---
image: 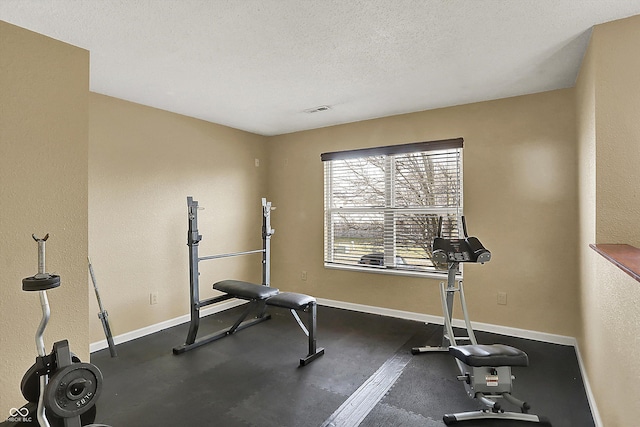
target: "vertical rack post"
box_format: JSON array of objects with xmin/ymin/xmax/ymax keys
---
[
  {"xmin": 262, "ymin": 198, "xmax": 274, "ymax": 287},
  {"xmin": 185, "ymin": 196, "xmax": 202, "ymax": 346}
]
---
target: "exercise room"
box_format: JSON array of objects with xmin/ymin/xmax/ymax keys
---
[{"xmin": 1, "ymin": 2, "xmax": 639, "ymax": 426}]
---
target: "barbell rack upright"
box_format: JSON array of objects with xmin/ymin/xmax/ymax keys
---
[{"xmin": 173, "ymin": 196, "xmax": 275, "ymax": 355}]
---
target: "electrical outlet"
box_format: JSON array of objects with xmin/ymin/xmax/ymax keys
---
[
  {"xmin": 301, "ymin": 271, "xmax": 307, "ymax": 281},
  {"xmin": 255, "ymin": 158, "xmax": 260, "ymax": 167},
  {"xmin": 150, "ymin": 292, "xmax": 158, "ymax": 305},
  {"xmin": 497, "ymin": 291, "xmax": 507, "ymax": 305}
]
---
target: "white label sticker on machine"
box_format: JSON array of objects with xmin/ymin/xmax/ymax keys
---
[{"xmin": 485, "ymin": 375, "xmax": 499, "ymax": 386}]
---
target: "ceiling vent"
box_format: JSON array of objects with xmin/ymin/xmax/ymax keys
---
[{"xmin": 303, "ymin": 105, "xmax": 331, "ymax": 114}]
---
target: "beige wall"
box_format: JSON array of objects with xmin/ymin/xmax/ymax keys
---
[
  {"xmin": 593, "ymin": 16, "xmax": 640, "ymax": 246},
  {"xmin": 577, "ymin": 15, "xmax": 640, "ymax": 426},
  {"xmin": 88, "ymin": 93, "xmax": 268, "ymax": 343},
  {"xmin": 0, "ymin": 21, "xmax": 89, "ymax": 414},
  {"xmin": 267, "ymin": 89, "xmax": 580, "ymax": 337}
]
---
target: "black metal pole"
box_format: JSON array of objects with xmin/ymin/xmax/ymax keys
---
[{"xmin": 185, "ymin": 196, "xmax": 202, "ymax": 346}]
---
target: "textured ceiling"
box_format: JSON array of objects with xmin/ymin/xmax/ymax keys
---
[{"xmin": 2, "ymin": 1, "xmax": 640, "ymax": 136}]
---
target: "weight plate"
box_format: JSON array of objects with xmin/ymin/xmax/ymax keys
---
[
  {"xmin": 44, "ymin": 363, "xmax": 103, "ymax": 418},
  {"xmin": 20, "ymin": 363, "xmax": 39, "ymax": 403},
  {"xmin": 79, "ymin": 402, "xmax": 97, "ymax": 426},
  {"xmin": 22, "ymin": 275, "xmax": 61, "ymax": 291},
  {"xmin": 48, "ymin": 403, "xmax": 97, "ymax": 427},
  {"xmin": 21, "ymin": 352, "xmax": 82, "ymax": 403},
  {"xmin": 4, "ymin": 402, "xmax": 37, "ymax": 426}
]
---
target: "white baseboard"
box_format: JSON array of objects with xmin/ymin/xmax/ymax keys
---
[
  {"xmin": 573, "ymin": 341, "xmax": 603, "ymax": 427},
  {"xmin": 89, "ymin": 299, "xmax": 247, "ymax": 353},
  {"xmin": 92, "ymin": 297, "xmax": 576, "ymax": 351},
  {"xmin": 318, "ymin": 298, "xmax": 576, "ymax": 345},
  {"xmin": 90, "ymin": 297, "xmax": 602, "ymax": 426}
]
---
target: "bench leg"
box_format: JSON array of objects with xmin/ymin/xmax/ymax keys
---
[
  {"xmin": 228, "ymin": 300, "xmax": 272, "ymax": 335},
  {"xmin": 256, "ymin": 299, "xmax": 269, "ymax": 319},
  {"xmin": 173, "ymin": 300, "xmax": 271, "ymax": 354},
  {"xmin": 300, "ymin": 302, "xmax": 325, "ymax": 366}
]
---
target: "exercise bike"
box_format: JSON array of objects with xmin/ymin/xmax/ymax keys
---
[
  {"xmin": 1, "ymin": 234, "xmax": 109, "ymax": 427},
  {"xmin": 412, "ymin": 217, "xmax": 551, "ymax": 426}
]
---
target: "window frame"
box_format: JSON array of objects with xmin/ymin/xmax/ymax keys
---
[{"xmin": 321, "ymin": 138, "xmax": 464, "ymax": 278}]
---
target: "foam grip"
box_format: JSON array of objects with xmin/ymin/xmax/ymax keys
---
[{"xmin": 466, "ymin": 237, "xmax": 491, "ymax": 263}]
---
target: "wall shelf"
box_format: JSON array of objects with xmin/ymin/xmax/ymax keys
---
[{"xmin": 590, "ymin": 244, "xmax": 640, "ymax": 283}]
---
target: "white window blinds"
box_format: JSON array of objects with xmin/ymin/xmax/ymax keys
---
[{"xmin": 322, "ymin": 138, "xmax": 463, "ymax": 274}]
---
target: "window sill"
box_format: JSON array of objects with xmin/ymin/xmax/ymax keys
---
[
  {"xmin": 324, "ymin": 263, "xmax": 461, "ymax": 280},
  {"xmin": 590, "ymin": 244, "xmax": 640, "ymax": 283}
]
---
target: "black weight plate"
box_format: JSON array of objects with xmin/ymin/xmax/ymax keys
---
[
  {"xmin": 3, "ymin": 402, "xmax": 37, "ymax": 426},
  {"xmin": 22, "ymin": 275, "xmax": 61, "ymax": 291},
  {"xmin": 20, "ymin": 363, "xmax": 40, "ymax": 403},
  {"xmin": 48, "ymin": 403, "xmax": 97, "ymax": 427},
  {"xmin": 80, "ymin": 402, "xmax": 97, "ymax": 426},
  {"xmin": 21, "ymin": 352, "xmax": 82, "ymax": 403},
  {"xmin": 44, "ymin": 363, "xmax": 103, "ymax": 418}
]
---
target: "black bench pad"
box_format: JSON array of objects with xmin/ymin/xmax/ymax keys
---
[
  {"xmin": 213, "ymin": 280, "xmax": 279, "ymax": 300},
  {"xmin": 449, "ymin": 344, "xmax": 529, "ymax": 367},
  {"xmin": 266, "ymin": 292, "xmax": 316, "ymax": 310}
]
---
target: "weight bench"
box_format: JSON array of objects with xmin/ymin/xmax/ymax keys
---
[{"xmin": 177, "ymin": 279, "xmax": 324, "ymax": 366}]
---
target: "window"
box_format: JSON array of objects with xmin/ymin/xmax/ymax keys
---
[{"xmin": 321, "ymin": 138, "xmax": 463, "ymax": 276}]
